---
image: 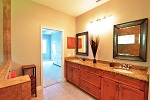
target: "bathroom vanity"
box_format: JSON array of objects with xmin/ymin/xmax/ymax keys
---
[{"xmin": 65, "ymin": 58, "xmax": 148, "ymax": 100}]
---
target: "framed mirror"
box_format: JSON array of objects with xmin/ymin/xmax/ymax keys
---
[
  {"xmin": 76, "ymin": 31, "xmax": 88, "ymax": 56},
  {"xmin": 113, "ymin": 18, "xmax": 148, "ymax": 62}
]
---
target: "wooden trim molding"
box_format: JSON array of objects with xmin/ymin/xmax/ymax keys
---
[{"xmin": 3, "ymin": 0, "xmax": 11, "ymax": 61}]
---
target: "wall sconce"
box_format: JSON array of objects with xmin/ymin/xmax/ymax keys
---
[{"xmin": 88, "ymin": 15, "xmax": 114, "ymax": 34}]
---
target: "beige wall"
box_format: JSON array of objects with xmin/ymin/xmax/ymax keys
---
[
  {"xmin": 11, "ymin": 0, "xmax": 150, "ymax": 87},
  {"xmin": 76, "ymin": 0, "xmax": 150, "ymax": 66},
  {"xmin": 11, "ymin": 0, "xmax": 76, "ymax": 86}
]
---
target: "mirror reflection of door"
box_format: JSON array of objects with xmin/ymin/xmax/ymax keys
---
[
  {"xmin": 117, "ymin": 25, "xmax": 140, "ymax": 56},
  {"xmin": 78, "ymin": 35, "xmax": 86, "ymax": 52}
]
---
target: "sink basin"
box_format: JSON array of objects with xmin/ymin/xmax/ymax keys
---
[{"xmin": 113, "ymin": 69, "xmax": 133, "ymax": 74}]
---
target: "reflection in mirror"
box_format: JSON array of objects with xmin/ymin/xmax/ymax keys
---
[
  {"xmin": 118, "ymin": 25, "xmax": 140, "ymax": 56},
  {"xmin": 0, "ymin": 1, "xmax": 3, "ymax": 63},
  {"xmin": 76, "ymin": 31, "xmax": 88, "ymax": 56},
  {"xmin": 113, "ymin": 18, "xmax": 148, "ymax": 62},
  {"xmin": 78, "ymin": 35, "xmax": 86, "ymax": 52}
]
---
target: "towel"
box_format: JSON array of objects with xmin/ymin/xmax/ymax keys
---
[{"xmin": 11, "ymin": 71, "xmax": 17, "ymax": 78}]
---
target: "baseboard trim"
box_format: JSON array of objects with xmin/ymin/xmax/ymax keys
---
[
  {"xmin": 36, "ymin": 78, "xmax": 66, "ymax": 91},
  {"xmin": 37, "ymin": 86, "xmax": 42, "ymax": 91},
  {"xmin": 62, "ymin": 78, "xmax": 66, "ymax": 82}
]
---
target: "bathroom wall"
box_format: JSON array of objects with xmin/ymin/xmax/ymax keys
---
[
  {"xmin": 11, "ymin": 0, "xmax": 76, "ymax": 86},
  {"xmin": 76, "ymin": 0, "xmax": 150, "ymax": 67}
]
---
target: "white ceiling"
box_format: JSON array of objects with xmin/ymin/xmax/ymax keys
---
[{"xmin": 31, "ymin": 0, "xmax": 109, "ymax": 17}]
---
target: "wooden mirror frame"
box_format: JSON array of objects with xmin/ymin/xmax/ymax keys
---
[
  {"xmin": 113, "ymin": 18, "xmax": 148, "ymax": 62},
  {"xmin": 76, "ymin": 31, "xmax": 89, "ymax": 56}
]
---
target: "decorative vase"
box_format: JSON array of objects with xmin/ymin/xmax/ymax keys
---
[
  {"xmin": 90, "ymin": 35, "xmax": 100, "ymax": 63},
  {"xmin": 93, "ymin": 58, "xmax": 96, "ymax": 63}
]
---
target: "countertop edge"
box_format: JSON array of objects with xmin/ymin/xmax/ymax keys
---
[
  {"xmin": 0, "ymin": 75, "xmax": 31, "ymax": 89},
  {"xmin": 65, "ymin": 59, "xmax": 149, "ymax": 82}
]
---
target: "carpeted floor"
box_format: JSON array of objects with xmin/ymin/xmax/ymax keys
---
[{"xmin": 43, "ymin": 61, "xmax": 62, "ymax": 87}]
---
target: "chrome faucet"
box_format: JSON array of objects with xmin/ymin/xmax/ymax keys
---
[
  {"xmin": 120, "ymin": 63, "xmax": 130, "ymax": 70},
  {"xmin": 78, "ymin": 57, "xmax": 82, "ymax": 61}
]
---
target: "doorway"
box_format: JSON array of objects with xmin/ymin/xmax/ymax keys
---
[{"xmin": 41, "ymin": 27, "xmax": 62, "ymax": 88}]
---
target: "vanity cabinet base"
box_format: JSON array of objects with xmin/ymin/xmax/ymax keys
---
[{"xmin": 65, "ymin": 61, "xmax": 148, "ymax": 100}]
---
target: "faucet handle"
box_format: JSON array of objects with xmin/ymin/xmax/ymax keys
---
[
  {"xmin": 126, "ymin": 65, "xmax": 129, "ymax": 70},
  {"xmin": 127, "ymin": 64, "xmax": 132, "ymax": 69},
  {"xmin": 121, "ymin": 63, "xmax": 126, "ymax": 68}
]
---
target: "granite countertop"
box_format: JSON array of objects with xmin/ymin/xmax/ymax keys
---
[
  {"xmin": 0, "ymin": 61, "xmax": 31, "ymax": 89},
  {"xmin": 0, "ymin": 75, "xmax": 30, "ymax": 89},
  {"xmin": 65, "ymin": 58, "xmax": 149, "ymax": 82}
]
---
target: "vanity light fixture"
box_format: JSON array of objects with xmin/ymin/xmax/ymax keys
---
[
  {"xmin": 90, "ymin": 15, "xmax": 110, "ymax": 23},
  {"xmin": 96, "ymin": 0, "xmax": 102, "ymax": 2}
]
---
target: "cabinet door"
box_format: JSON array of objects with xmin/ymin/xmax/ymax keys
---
[
  {"xmin": 72, "ymin": 67, "xmax": 79, "ymax": 86},
  {"xmin": 101, "ymin": 78, "xmax": 118, "ymax": 100},
  {"xmin": 118, "ymin": 84, "xmax": 144, "ymax": 100},
  {"xmin": 66, "ymin": 65, "xmax": 73, "ymax": 82}
]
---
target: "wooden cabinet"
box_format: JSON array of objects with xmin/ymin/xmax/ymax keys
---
[
  {"xmin": 79, "ymin": 64, "xmax": 101, "ymax": 99},
  {"xmin": 101, "ymin": 78, "xmax": 118, "ymax": 100},
  {"xmin": 65, "ymin": 61, "xmax": 148, "ymax": 100},
  {"xmin": 101, "ymin": 71, "xmax": 148, "ymax": 100},
  {"xmin": 22, "ymin": 64, "xmax": 37, "ymax": 97},
  {"xmin": 118, "ymin": 84, "xmax": 144, "ymax": 100},
  {"xmin": 66, "ymin": 62, "xmax": 79, "ymax": 86},
  {"xmin": 66, "ymin": 65, "xmax": 72, "ymax": 82},
  {"xmin": 72, "ymin": 67, "xmax": 79, "ymax": 86},
  {"xmin": 80, "ymin": 70, "xmax": 100, "ymax": 87}
]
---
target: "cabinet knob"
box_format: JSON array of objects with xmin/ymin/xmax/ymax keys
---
[
  {"xmin": 86, "ymin": 87, "xmax": 90, "ymax": 90},
  {"xmin": 116, "ymin": 85, "xmax": 121, "ymax": 91},
  {"xmin": 86, "ymin": 76, "xmax": 90, "ymax": 79}
]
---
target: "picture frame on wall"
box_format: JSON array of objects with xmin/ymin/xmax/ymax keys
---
[{"xmin": 67, "ymin": 37, "xmax": 82, "ymax": 49}]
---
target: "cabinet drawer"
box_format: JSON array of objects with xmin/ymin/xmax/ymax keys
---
[
  {"xmin": 115, "ymin": 74, "xmax": 145, "ymax": 90},
  {"xmin": 90, "ymin": 67, "xmax": 102, "ymax": 76},
  {"xmin": 66, "ymin": 62, "xmax": 79, "ymax": 68},
  {"xmin": 103, "ymin": 71, "xmax": 116, "ymax": 79},
  {"xmin": 102, "ymin": 71, "xmax": 146, "ymax": 90},
  {"xmin": 79, "ymin": 79, "xmax": 100, "ymax": 99},
  {"xmin": 79, "ymin": 65, "xmax": 90, "ymax": 72},
  {"xmin": 80, "ymin": 70, "xmax": 100, "ymax": 87}
]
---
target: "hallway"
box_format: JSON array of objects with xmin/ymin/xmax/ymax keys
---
[{"xmin": 43, "ymin": 61, "xmax": 61, "ymax": 87}]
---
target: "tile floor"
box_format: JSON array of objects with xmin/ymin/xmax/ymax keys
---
[
  {"xmin": 31, "ymin": 82, "xmax": 96, "ymax": 100},
  {"xmin": 43, "ymin": 61, "xmax": 61, "ymax": 87}
]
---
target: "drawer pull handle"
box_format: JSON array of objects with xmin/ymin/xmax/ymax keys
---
[
  {"xmin": 86, "ymin": 87, "xmax": 90, "ymax": 90},
  {"xmin": 86, "ymin": 76, "xmax": 90, "ymax": 79},
  {"xmin": 92, "ymin": 70, "xmax": 96, "ymax": 72}
]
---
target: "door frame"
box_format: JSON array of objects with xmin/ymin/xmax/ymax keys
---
[{"xmin": 40, "ymin": 26, "xmax": 65, "ymax": 88}]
